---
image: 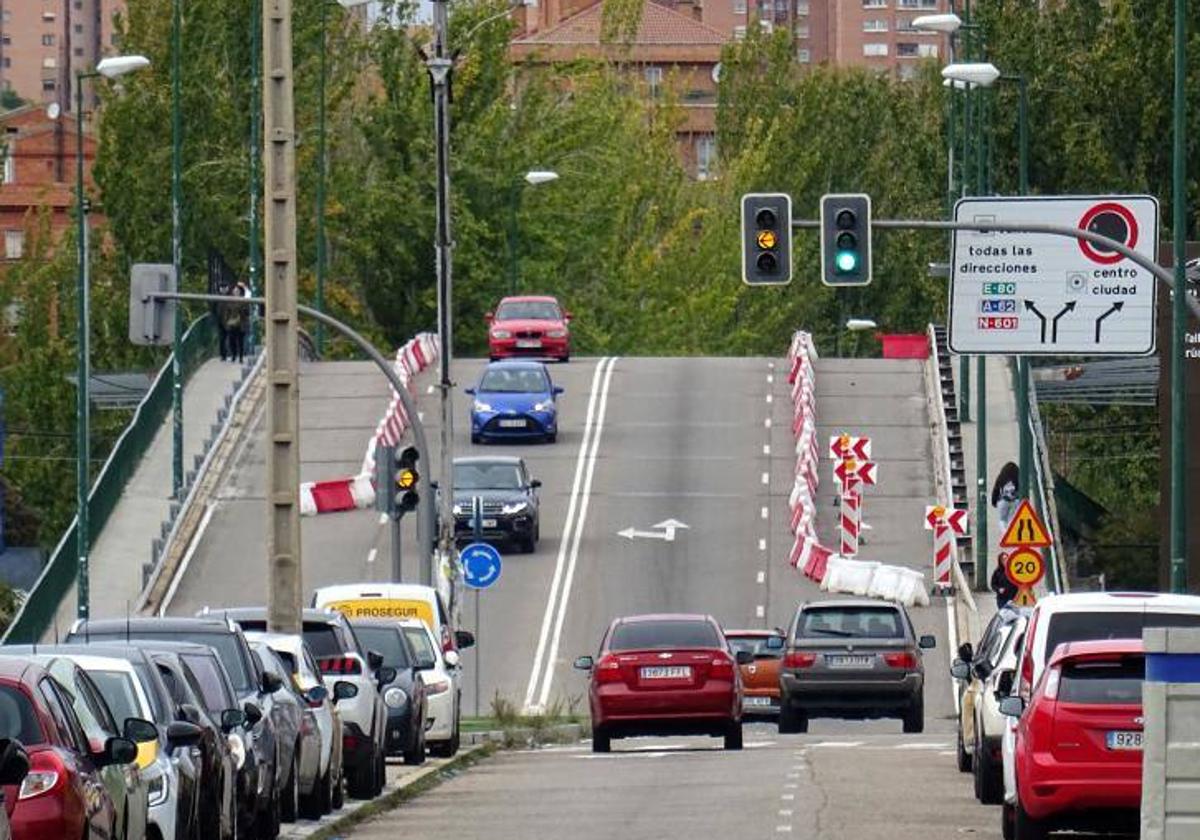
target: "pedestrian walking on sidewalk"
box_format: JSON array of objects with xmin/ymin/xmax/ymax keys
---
[
  {"xmin": 217, "ymin": 285, "xmax": 247, "ymax": 364},
  {"xmin": 215, "ymin": 281, "xmax": 232, "ymax": 360},
  {"xmin": 991, "ymin": 552, "xmax": 1018, "ymax": 610},
  {"xmin": 991, "ymin": 461, "xmax": 1020, "ymax": 531}
]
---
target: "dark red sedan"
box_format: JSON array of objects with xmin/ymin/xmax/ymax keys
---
[
  {"xmin": 574, "ymin": 614, "xmax": 750, "ymax": 753},
  {"xmin": 486, "ymin": 296, "xmax": 571, "ymax": 362}
]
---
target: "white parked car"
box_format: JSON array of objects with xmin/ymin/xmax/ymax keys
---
[{"xmin": 399, "ymin": 619, "xmax": 462, "ymax": 757}]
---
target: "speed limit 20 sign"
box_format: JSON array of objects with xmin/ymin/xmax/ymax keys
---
[{"xmin": 1005, "ymin": 547, "xmax": 1046, "ymax": 588}]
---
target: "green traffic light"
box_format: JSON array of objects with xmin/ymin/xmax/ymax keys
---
[{"xmin": 835, "ymin": 251, "xmax": 859, "ymax": 273}]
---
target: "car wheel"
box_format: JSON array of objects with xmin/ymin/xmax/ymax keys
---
[
  {"xmin": 1014, "ymin": 799, "xmax": 1046, "ymax": 840},
  {"xmin": 280, "ymin": 751, "xmax": 299, "ymax": 822},
  {"xmin": 724, "ymin": 721, "xmax": 744, "ymax": 750},
  {"xmin": 404, "ymin": 723, "xmax": 427, "ymax": 765},
  {"xmin": 348, "ymin": 750, "xmax": 374, "ymax": 799},
  {"xmin": 330, "ymin": 762, "xmax": 344, "ymax": 810},
  {"xmin": 559, "ymin": 354, "xmax": 569, "ymax": 363},
  {"xmin": 1001, "ymin": 802, "xmax": 1015, "ymax": 840},
  {"xmin": 778, "ymin": 702, "xmax": 808, "ymax": 734},
  {"xmin": 546, "ymin": 432, "xmax": 557, "ymax": 444},
  {"xmin": 591, "ymin": 724, "xmax": 611, "ymax": 753},
  {"xmin": 976, "ymin": 739, "xmax": 1004, "ymax": 805},
  {"xmin": 374, "ymin": 744, "xmax": 387, "ymax": 796},
  {"xmin": 956, "ymin": 726, "xmax": 972, "ymax": 773},
  {"xmin": 300, "ymin": 766, "xmax": 328, "ymax": 820},
  {"xmin": 902, "ymin": 696, "xmax": 925, "ymax": 734},
  {"xmin": 471, "ymin": 433, "xmax": 482, "ymax": 445},
  {"xmin": 520, "ymin": 535, "xmax": 536, "ymax": 554}
]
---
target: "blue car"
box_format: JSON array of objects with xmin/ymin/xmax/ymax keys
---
[{"xmin": 467, "ymin": 361, "xmax": 563, "ymax": 444}]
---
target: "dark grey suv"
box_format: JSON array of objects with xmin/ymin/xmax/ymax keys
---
[{"xmin": 778, "ymin": 599, "xmax": 935, "ymax": 734}]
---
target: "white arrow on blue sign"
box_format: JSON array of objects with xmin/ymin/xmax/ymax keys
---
[{"xmin": 461, "ymin": 542, "xmax": 502, "ymax": 590}]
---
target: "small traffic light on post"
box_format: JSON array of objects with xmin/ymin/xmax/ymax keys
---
[
  {"xmin": 395, "ymin": 445, "xmax": 420, "ymax": 515},
  {"xmin": 820, "ymin": 194, "xmax": 872, "ymax": 286},
  {"xmin": 741, "ymin": 193, "xmax": 793, "ymax": 285}
]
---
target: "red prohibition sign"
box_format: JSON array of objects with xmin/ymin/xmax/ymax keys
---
[{"xmin": 1077, "ymin": 202, "xmax": 1139, "ymax": 265}]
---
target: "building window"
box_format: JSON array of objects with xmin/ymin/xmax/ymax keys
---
[
  {"xmin": 3, "ymin": 143, "xmax": 14, "ymax": 184},
  {"xmin": 795, "ymin": 23, "xmax": 810, "ymax": 38},
  {"xmin": 74, "ymin": 47, "xmax": 84, "ymax": 57},
  {"xmin": 644, "ymin": 65, "xmax": 663, "ymax": 96},
  {"xmin": 862, "ymin": 0, "xmax": 888, "ymax": 8},
  {"xmin": 897, "ymin": 63, "xmax": 917, "ymax": 81},
  {"xmin": 897, "ymin": 42, "xmax": 919, "ymax": 57},
  {"xmin": 734, "ymin": 0, "xmax": 746, "ymax": 14},
  {"xmin": 734, "ymin": 25, "xmax": 747, "ymax": 40},
  {"xmin": 897, "ymin": 0, "xmax": 937, "ymax": 7},
  {"xmin": 863, "ymin": 43, "xmax": 889, "ymax": 57},
  {"xmin": 43, "ymin": 57, "xmax": 57, "ymax": 68},
  {"xmin": 796, "ymin": 0, "xmax": 808, "ymax": 13},
  {"xmin": 42, "ymin": 80, "xmax": 56, "ymax": 92},
  {"xmin": 695, "ymin": 135, "xmax": 716, "ymax": 180},
  {"xmin": 797, "ymin": 48, "xmax": 811, "ymax": 63},
  {"xmin": 5, "ymin": 231, "xmax": 24, "ymax": 260},
  {"xmin": 918, "ymin": 43, "xmax": 939, "ymax": 57},
  {"xmin": 863, "ymin": 18, "xmax": 888, "ymax": 32},
  {"xmin": 74, "ymin": 24, "xmax": 83, "ymax": 33}
]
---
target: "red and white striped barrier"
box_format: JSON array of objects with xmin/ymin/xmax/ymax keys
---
[{"xmin": 300, "ymin": 332, "xmax": 440, "ymax": 516}]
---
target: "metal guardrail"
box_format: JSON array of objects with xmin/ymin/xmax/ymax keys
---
[{"xmin": 3, "ymin": 315, "xmax": 217, "ymax": 643}]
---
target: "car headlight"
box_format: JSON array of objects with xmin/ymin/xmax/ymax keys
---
[
  {"xmin": 227, "ymin": 733, "xmax": 246, "ymax": 771},
  {"xmin": 425, "ymin": 679, "xmax": 450, "ymax": 696},
  {"xmin": 501, "ymin": 501, "xmax": 528, "ymax": 515},
  {"xmin": 532, "ymin": 400, "xmax": 554, "ymax": 412},
  {"xmin": 491, "ymin": 329, "xmax": 511, "ymax": 339},
  {"xmin": 547, "ymin": 329, "xmax": 567, "ymax": 338},
  {"xmin": 18, "ymin": 770, "xmax": 58, "ymax": 801},
  {"xmin": 473, "ymin": 400, "xmax": 493, "ymax": 413},
  {"xmin": 384, "ymin": 687, "xmax": 408, "ymax": 709},
  {"xmin": 147, "ymin": 770, "xmax": 170, "ymax": 807}
]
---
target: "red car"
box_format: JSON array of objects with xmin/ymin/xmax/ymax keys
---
[
  {"xmin": 0, "ymin": 658, "xmax": 137, "ymax": 840},
  {"xmin": 1002, "ymin": 639, "xmax": 1144, "ymax": 840},
  {"xmin": 486, "ymin": 296, "xmax": 571, "ymax": 362},
  {"xmin": 574, "ymin": 614, "xmax": 750, "ymax": 753}
]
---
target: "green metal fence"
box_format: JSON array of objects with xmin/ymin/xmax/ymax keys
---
[{"xmin": 3, "ymin": 314, "xmax": 216, "ymax": 643}]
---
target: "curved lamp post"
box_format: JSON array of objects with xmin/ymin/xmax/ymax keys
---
[{"xmin": 508, "ymin": 170, "xmax": 559, "ymax": 295}]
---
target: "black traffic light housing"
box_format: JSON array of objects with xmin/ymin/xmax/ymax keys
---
[
  {"xmin": 395, "ymin": 445, "xmax": 420, "ymax": 514},
  {"xmin": 741, "ymin": 193, "xmax": 793, "ymax": 285},
  {"xmin": 820, "ymin": 193, "xmax": 872, "ymax": 287}
]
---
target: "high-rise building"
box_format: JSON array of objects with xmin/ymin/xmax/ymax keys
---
[{"xmin": 0, "ymin": 0, "xmax": 128, "ymax": 112}]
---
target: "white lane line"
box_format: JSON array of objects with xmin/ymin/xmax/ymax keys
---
[
  {"xmin": 758, "ymin": 538, "xmax": 767, "ymax": 551},
  {"xmin": 159, "ymin": 504, "xmax": 215, "ymax": 615},
  {"xmin": 763, "ymin": 444, "xmax": 771, "ymax": 455},
  {"xmin": 757, "ymin": 571, "xmax": 766, "ymax": 584},
  {"xmin": 366, "ymin": 548, "xmax": 377, "ymax": 565},
  {"xmin": 783, "ymin": 782, "xmax": 798, "ymax": 789},
  {"xmin": 809, "ymin": 741, "xmax": 864, "ymax": 748},
  {"xmin": 761, "ymin": 506, "xmax": 769, "ymax": 519},
  {"xmin": 761, "ymin": 472, "xmax": 769, "ymax": 485},
  {"xmin": 426, "ymin": 385, "xmax": 435, "ymax": 395},
  {"xmin": 765, "ymin": 418, "xmax": 772, "ymax": 428},
  {"xmin": 781, "ymin": 794, "xmax": 795, "ymax": 801},
  {"xmin": 786, "ymin": 772, "xmax": 800, "ymax": 779},
  {"xmin": 523, "ymin": 357, "xmax": 611, "ymax": 711},
  {"xmin": 766, "ymin": 394, "xmax": 774, "ymax": 404},
  {"xmin": 947, "ymin": 590, "xmax": 960, "ymax": 715},
  {"xmin": 378, "ymin": 513, "xmax": 389, "ymax": 525},
  {"xmin": 536, "ymin": 356, "xmax": 619, "ymax": 709},
  {"xmin": 756, "ymin": 605, "xmax": 765, "ymax": 618},
  {"xmin": 776, "ymin": 827, "xmax": 793, "ymax": 833},
  {"xmin": 779, "ymin": 810, "xmax": 793, "ymax": 817},
  {"xmin": 895, "ymin": 742, "xmax": 952, "ymax": 750},
  {"xmin": 767, "ymin": 374, "xmax": 775, "ymax": 384}
]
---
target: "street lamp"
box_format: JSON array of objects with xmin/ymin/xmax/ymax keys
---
[
  {"xmin": 941, "ymin": 62, "xmax": 1000, "ymax": 88},
  {"xmin": 507, "ymin": 169, "xmax": 559, "ymax": 295},
  {"xmin": 846, "ymin": 319, "xmax": 877, "ymax": 332},
  {"xmin": 75, "ymin": 54, "xmax": 150, "ymax": 620},
  {"xmin": 912, "ymin": 13, "xmax": 962, "ymax": 33}
]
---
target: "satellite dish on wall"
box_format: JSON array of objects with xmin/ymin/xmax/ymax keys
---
[
  {"xmin": 46, "ymin": 102, "xmax": 61, "ymax": 121},
  {"xmin": 711, "ymin": 63, "xmax": 723, "ymax": 84}
]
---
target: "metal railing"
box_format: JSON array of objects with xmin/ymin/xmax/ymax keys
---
[{"xmin": 3, "ymin": 315, "xmax": 217, "ymax": 643}]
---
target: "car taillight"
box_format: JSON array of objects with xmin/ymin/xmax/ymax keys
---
[
  {"xmin": 783, "ymin": 652, "xmax": 817, "ymax": 669},
  {"xmin": 709, "ymin": 654, "xmax": 735, "ymax": 680},
  {"xmin": 425, "ymin": 679, "xmax": 450, "ymax": 696},
  {"xmin": 595, "ymin": 655, "xmax": 623, "ymax": 683},
  {"xmin": 20, "ymin": 752, "xmax": 64, "ymax": 801},
  {"xmin": 883, "ymin": 652, "xmax": 918, "ymax": 670},
  {"xmin": 318, "ymin": 656, "xmax": 362, "ymax": 675},
  {"xmin": 1042, "ymin": 666, "xmax": 1061, "ymax": 700},
  {"xmin": 1019, "ymin": 651, "xmax": 1035, "ymax": 701}
]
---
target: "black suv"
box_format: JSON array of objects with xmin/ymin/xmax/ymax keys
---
[{"xmin": 451, "ymin": 455, "xmax": 541, "ymax": 552}]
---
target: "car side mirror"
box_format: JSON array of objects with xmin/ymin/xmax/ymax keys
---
[
  {"xmin": 123, "ymin": 717, "xmax": 158, "ymax": 744},
  {"xmin": 734, "ymin": 650, "xmax": 754, "ymax": 666},
  {"xmin": 973, "ymin": 660, "xmax": 994, "ymax": 681},
  {"xmin": 166, "ymin": 721, "xmax": 204, "ymax": 749},
  {"xmin": 333, "ymin": 680, "xmax": 359, "ymax": 702},
  {"xmin": 996, "ymin": 669, "xmax": 1015, "ymax": 696},
  {"xmin": 415, "ymin": 656, "xmax": 437, "ymax": 672},
  {"xmin": 99, "ymin": 736, "xmax": 138, "ymax": 768},
  {"xmin": 465, "ymin": 387, "xmax": 476, "ymax": 396},
  {"xmin": 530, "ymin": 479, "xmax": 542, "ymax": 489},
  {"xmin": 443, "ymin": 650, "xmax": 461, "ymax": 669},
  {"xmin": 918, "ymin": 635, "xmax": 937, "ymax": 650},
  {"xmin": 220, "ymin": 708, "xmax": 246, "ymax": 732},
  {"xmin": 304, "ymin": 685, "xmax": 329, "ymax": 705},
  {"xmin": 573, "ymin": 656, "xmax": 594, "ymax": 671},
  {"xmin": 950, "ymin": 659, "xmax": 971, "ymax": 681},
  {"xmin": 242, "ymin": 701, "xmax": 263, "ymax": 727},
  {"xmin": 455, "ymin": 630, "xmax": 476, "ymax": 650},
  {"xmin": 376, "ymin": 666, "xmax": 398, "ymax": 686},
  {"xmin": 367, "ymin": 650, "xmax": 385, "ymax": 672},
  {"xmin": 0, "ymin": 739, "xmax": 29, "ymax": 786},
  {"xmin": 999, "ymin": 696, "xmax": 1025, "ymax": 718},
  {"xmin": 553, "ymin": 386, "xmax": 564, "ymax": 395},
  {"xmin": 957, "ymin": 642, "xmax": 974, "ymax": 662},
  {"xmin": 261, "ymin": 670, "xmax": 283, "ymax": 695}
]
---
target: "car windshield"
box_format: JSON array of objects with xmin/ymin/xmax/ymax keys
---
[
  {"xmin": 455, "ymin": 462, "xmax": 523, "ymax": 490},
  {"xmin": 84, "ymin": 630, "xmax": 253, "ymax": 694},
  {"xmin": 726, "ymin": 635, "xmax": 783, "ymax": 658},
  {"xmin": 478, "ymin": 368, "xmax": 549, "ymax": 394},
  {"xmin": 88, "ymin": 670, "xmax": 143, "ymax": 728},
  {"xmin": 0, "ymin": 685, "xmax": 43, "ymax": 744},
  {"xmin": 132, "ymin": 663, "xmax": 168, "ymax": 724},
  {"xmin": 401, "ymin": 627, "xmax": 437, "ymax": 665},
  {"xmin": 496, "ymin": 301, "xmax": 560, "ymax": 321},
  {"xmin": 608, "ymin": 620, "xmax": 721, "ymax": 651},
  {"xmin": 1059, "ymin": 655, "xmax": 1144, "ymax": 704},
  {"xmin": 1044, "ymin": 612, "xmax": 1200, "ymax": 663},
  {"xmin": 798, "ymin": 607, "xmax": 903, "ymax": 639},
  {"xmin": 179, "ymin": 653, "xmax": 235, "ymax": 714},
  {"xmin": 354, "ymin": 626, "xmax": 412, "ymax": 668},
  {"xmin": 301, "ymin": 623, "xmax": 350, "ymax": 659}
]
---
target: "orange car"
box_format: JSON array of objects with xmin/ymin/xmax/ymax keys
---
[{"xmin": 724, "ymin": 629, "xmax": 786, "ymax": 717}]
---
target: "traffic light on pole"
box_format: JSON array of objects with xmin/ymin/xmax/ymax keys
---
[
  {"xmin": 820, "ymin": 193, "xmax": 872, "ymax": 286},
  {"xmin": 395, "ymin": 446, "xmax": 420, "ymax": 515},
  {"xmin": 740, "ymin": 193, "xmax": 792, "ymax": 285}
]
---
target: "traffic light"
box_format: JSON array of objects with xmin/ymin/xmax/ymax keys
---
[
  {"xmin": 394, "ymin": 445, "xmax": 420, "ymax": 515},
  {"xmin": 820, "ymin": 193, "xmax": 872, "ymax": 286},
  {"xmin": 741, "ymin": 193, "xmax": 792, "ymax": 285}
]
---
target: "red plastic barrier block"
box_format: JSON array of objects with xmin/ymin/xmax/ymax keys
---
[
  {"xmin": 309, "ymin": 479, "xmax": 356, "ymax": 513},
  {"xmin": 879, "ymin": 334, "xmax": 930, "ymax": 359}
]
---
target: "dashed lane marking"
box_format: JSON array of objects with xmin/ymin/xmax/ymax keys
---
[
  {"xmin": 761, "ymin": 506, "xmax": 769, "ymax": 519},
  {"xmin": 781, "ymin": 794, "xmax": 795, "ymax": 801},
  {"xmin": 758, "ymin": 538, "xmax": 767, "ymax": 551},
  {"xmin": 366, "ymin": 548, "xmax": 377, "ymax": 565},
  {"xmin": 763, "ymin": 444, "xmax": 771, "ymax": 456},
  {"xmin": 757, "ymin": 571, "xmax": 766, "ymax": 584},
  {"xmin": 761, "ymin": 472, "xmax": 770, "ymax": 484},
  {"xmin": 756, "ymin": 605, "xmax": 765, "ymax": 618},
  {"xmin": 766, "ymin": 394, "xmax": 774, "ymax": 404}
]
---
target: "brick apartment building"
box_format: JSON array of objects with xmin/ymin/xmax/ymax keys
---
[{"xmin": 0, "ymin": 0, "xmax": 127, "ymax": 110}]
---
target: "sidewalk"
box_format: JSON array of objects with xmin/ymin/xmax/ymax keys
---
[{"xmin": 45, "ymin": 358, "xmax": 250, "ymax": 637}]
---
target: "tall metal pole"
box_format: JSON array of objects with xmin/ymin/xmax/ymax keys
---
[
  {"xmin": 75, "ymin": 74, "xmax": 92, "ymax": 620},
  {"xmin": 507, "ymin": 182, "xmax": 519, "ymax": 297},
  {"xmin": 315, "ymin": 0, "xmax": 327, "ymax": 356},
  {"xmin": 248, "ymin": 0, "xmax": 262, "ymax": 350},
  {"xmin": 1169, "ymin": 0, "xmax": 1189, "ymax": 593},
  {"xmin": 429, "ymin": 0, "xmax": 454, "ymax": 594},
  {"xmin": 973, "ymin": 35, "xmax": 989, "ymax": 590},
  {"xmin": 958, "ymin": 5, "xmax": 972, "ymax": 423},
  {"xmin": 263, "ymin": 0, "xmax": 304, "ymax": 633},
  {"xmin": 1013, "ymin": 75, "xmax": 1033, "ymax": 500},
  {"xmin": 170, "ymin": 0, "xmax": 184, "ymax": 499}
]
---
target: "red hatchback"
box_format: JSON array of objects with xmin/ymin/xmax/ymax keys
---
[
  {"xmin": 486, "ymin": 296, "xmax": 571, "ymax": 362},
  {"xmin": 574, "ymin": 614, "xmax": 750, "ymax": 753},
  {"xmin": 1003, "ymin": 639, "xmax": 1145, "ymax": 840}
]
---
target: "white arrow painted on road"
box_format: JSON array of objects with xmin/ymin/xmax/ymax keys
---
[{"xmin": 617, "ymin": 519, "xmax": 690, "ymax": 542}]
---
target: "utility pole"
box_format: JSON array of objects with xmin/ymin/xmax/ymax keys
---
[
  {"xmin": 429, "ymin": 0, "xmax": 454, "ymax": 593},
  {"xmin": 263, "ymin": 0, "xmax": 303, "ymax": 633},
  {"xmin": 248, "ymin": 0, "xmax": 262, "ymax": 350},
  {"xmin": 170, "ymin": 0, "xmax": 184, "ymax": 499},
  {"xmin": 1169, "ymin": 0, "xmax": 1189, "ymax": 593}
]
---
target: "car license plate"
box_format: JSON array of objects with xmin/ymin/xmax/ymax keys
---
[
  {"xmin": 826, "ymin": 655, "xmax": 874, "ymax": 668},
  {"xmin": 498, "ymin": 419, "xmax": 526, "ymax": 428},
  {"xmin": 1106, "ymin": 730, "xmax": 1143, "ymax": 750},
  {"xmin": 482, "ymin": 519, "xmax": 497, "ymax": 528},
  {"xmin": 746, "ymin": 696, "xmax": 774, "ymax": 706},
  {"xmin": 516, "ymin": 339, "xmax": 542, "ymax": 348},
  {"xmin": 640, "ymin": 666, "xmax": 690, "ymax": 679}
]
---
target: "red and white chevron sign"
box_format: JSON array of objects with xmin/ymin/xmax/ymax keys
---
[
  {"xmin": 840, "ymin": 486, "xmax": 861, "ymax": 557},
  {"xmin": 932, "ymin": 522, "xmax": 952, "ymax": 587},
  {"xmin": 829, "ymin": 434, "xmax": 871, "ymax": 461},
  {"xmin": 924, "ymin": 505, "xmax": 968, "ymax": 534},
  {"xmin": 834, "ymin": 458, "xmax": 877, "ymax": 486}
]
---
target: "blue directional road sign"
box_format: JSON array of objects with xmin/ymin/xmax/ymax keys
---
[{"xmin": 461, "ymin": 542, "xmax": 502, "ymax": 590}]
